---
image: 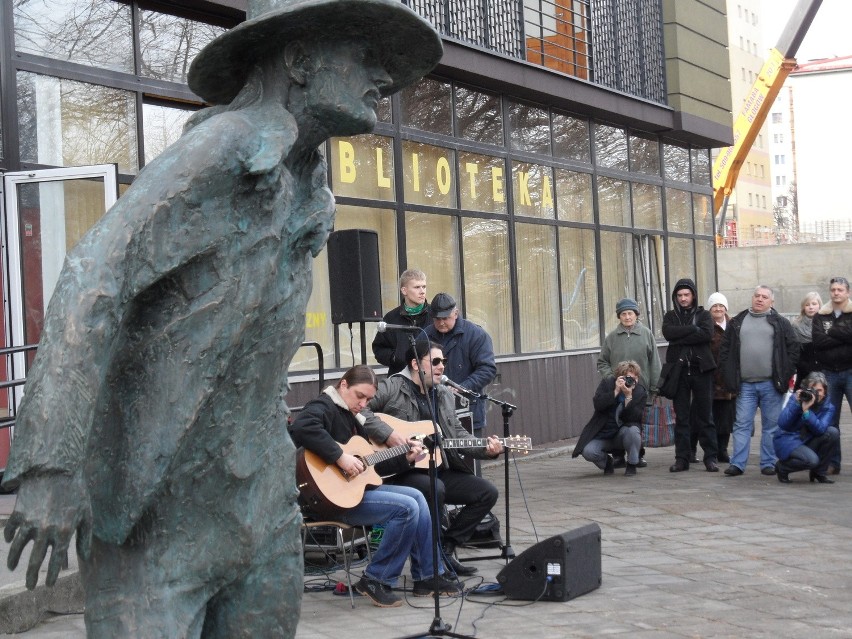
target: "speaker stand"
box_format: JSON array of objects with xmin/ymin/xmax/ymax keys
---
[{"xmin": 458, "ymin": 395, "xmax": 517, "ymax": 565}]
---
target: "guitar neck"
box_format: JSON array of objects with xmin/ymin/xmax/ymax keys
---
[
  {"xmin": 361, "ymin": 442, "xmax": 412, "ymax": 467},
  {"xmin": 442, "ymin": 436, "xmax": 532, "ymax": 452}
]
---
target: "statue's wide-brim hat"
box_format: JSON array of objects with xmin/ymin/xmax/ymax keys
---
[{"xmin": 188, "ymin": 0, "xmax": 443, "ymax": 105}]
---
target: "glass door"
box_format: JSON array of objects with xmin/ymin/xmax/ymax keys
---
[{"xmin": 1, "ymin": 164, "xmax": 118, "ymax": 424}]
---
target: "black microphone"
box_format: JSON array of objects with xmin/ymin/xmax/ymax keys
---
[
  {"xmin": 440, "ymin": 375, "xmax": 480, "ymax": 398},
  {"xmin": 376, "ymin": 321, "xmax": 421, "ymax": 333}
]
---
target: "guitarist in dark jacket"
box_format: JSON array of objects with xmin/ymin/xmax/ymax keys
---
[
  {"xmin": 363, "ymin": 341, "xmax": 503, "ymax": 577},
  {"xmin": 288, "ymin": 365, "xmax": 460, "ymax": 607},
  {"xmin": 662, "ymin": 278, "xmax": 719, "ymax": 473}
]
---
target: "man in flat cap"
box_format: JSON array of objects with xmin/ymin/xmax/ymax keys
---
[{"xmin": 2, "ymin": 1, "xmax": 441, "ymax": 636}]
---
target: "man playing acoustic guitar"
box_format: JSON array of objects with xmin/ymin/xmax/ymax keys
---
[
  {"xmin": 363, "ymin": 341, "xmax": 503, "ymax": 577},
  {"xmin": 288, "ymin": 365, "xmax": 460, "ymax": 607}
]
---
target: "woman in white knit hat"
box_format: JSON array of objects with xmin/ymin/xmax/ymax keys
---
[{"xmin": 704, "ymin": 292, "xmax": 736, "ymax": 463}]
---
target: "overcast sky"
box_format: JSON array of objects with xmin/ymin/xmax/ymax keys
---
[{"xmin": 761, "ymin": 0, "xmax": 852, "ymax": 61}]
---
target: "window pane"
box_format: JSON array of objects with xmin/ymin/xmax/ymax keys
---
[
  {"xmin": 13, "ymin": 0, "xmax": 133, "ymax": 73},
  {"xmin": 667, "ymin": 237, "xmax": 695, "ymax": 295},
  {"xmin": 558, "ymin": 227, "xmax": 599, "ymax": 348},
  {"xmin": 634, "ymin": 235, "xmax": 666, "ymax": 339},
  {"xmin": 552, "ymin": 111, "xmax": 590, "ymax": 162},
  {"xmin": 400, "ymin": 77, "xmax": 452, "ymax": 135},
  {"xmin": 455, "ymin": 86, "xmax": 503, "ymax": 146},
  {"xmin": 508, "ymin": 101, "xmax": 551, "ymax": 154},
  {"xmin": 691, "ymin": 148, "xmax": 711, "ymax": 185},
  {"xmin": 329, "ymin": 134, "xmax": 395, "ymax": 201},
  {"xmin": 555, "ymin": 169, "xmax": 593, "ymax": 223},
  {"xmin": 462, "ymin": 218, "xmax": 512, "ymax": 355},
  {"xmin": 17, "ymin": 72, "xmax": 139, "ymax": 173},
  {"xmin": 405, "ymin": 212, "xmax": 460, "ymax": 299},
  {"xmin": 515, "ymin": 223, "xmax": 559, "ymax": 352},
  {"xmin": 599, "ymin": 231, "xmax": 637, "ymax": 336},
  {"xmin": 511, "ymin": 161, "xmax": 554, "ymax": 219},
  {"xmin": 693, "ymin": 193, "xmax": 714, "ymax": 236},
  {"xmin": 143, "ymin": 103, "xmax": 194, "ymax": 165},
  {"xmin": 458, "ymin": 152, "xmax": 507, "ymax": 214},
  {"xmin": 665, "ymin": 188, "xmax": 693, "ymax": 233},
  {"xmin": 629, "ymin": 134, "xmax": 660, "ymax": 175},
  {"xmin": 695, "ymin": 240, "xmax": 716, "ymax": 301},
  {"xmin": 139, "ymin": 10, "xmax": 226, "ymax": 83},
  {"xmin": 663, "ymin": 143, "xmax": 690, "ymax": 182},
  {"xmin": 403, "ymin": 141, "xmax": 457, "ymax": 208},
  {"xmin": 594, "ymin": 124, "xmax": 627, "ymax": 170},
  {"xmin": 632, "ymin": 182, "xmax": 662, "ymax": 230},
  {"xmin": 597, "ymin": 176, "xmax": 630, "ymax": 227}
]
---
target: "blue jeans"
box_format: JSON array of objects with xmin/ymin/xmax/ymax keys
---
[
  {"xmin": 824, "ymin": 369, "xmax": 852, "ymax": 468},
  {"xmin": 730, "ymin": 380, "xmax": 783, "ymax": 472},
  {"xmin": 340, "ymin": 484, "xmax": 439, "ymax": 586},
  {"xmin": 582, "ymin": 425, "xmax": 642, "ymax": 468}
]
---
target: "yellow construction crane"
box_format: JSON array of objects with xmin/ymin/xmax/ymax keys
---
[{"xmin": 712, "ymin": 0, "xmax": 823, "ymax": 246}]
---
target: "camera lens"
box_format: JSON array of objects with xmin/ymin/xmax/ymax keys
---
[{"xmin": 624, "ymin": 376, "xmax": 635, "ymax": 387}]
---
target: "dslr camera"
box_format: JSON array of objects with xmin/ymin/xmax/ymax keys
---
[
  {"xmin": 799, "ymin": 387, "xmax": 815, "ymax": 403},
  {"xmin": 623, "ymin": 375, "xmax": 636, "ymax": 388}
]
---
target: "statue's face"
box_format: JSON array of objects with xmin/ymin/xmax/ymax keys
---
[{"xmin": 301, "ymin": 39, "xmax": 392, "ymax": 136}]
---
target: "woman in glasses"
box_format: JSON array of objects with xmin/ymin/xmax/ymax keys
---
[{"xmin": 363, "ymin": 340, "xmax": 503, "ymax": 578}]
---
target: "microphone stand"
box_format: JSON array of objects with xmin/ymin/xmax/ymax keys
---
[
  {"xmin": 398, "ymin": 333, "xmax": 473, "ymax": 639},
  {"xmin": 456, "ymin": 390, "xmax": 517, "ymax": 565}
]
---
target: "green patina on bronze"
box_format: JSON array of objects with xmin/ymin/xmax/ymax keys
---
[{"xmin": 2, "ymin": 1, "xmax": 440, "ymax": 636}]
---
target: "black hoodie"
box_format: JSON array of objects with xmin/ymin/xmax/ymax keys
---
[{"xmin": 661, "ymin": 278, "xmax": 716, "ymax": 372}]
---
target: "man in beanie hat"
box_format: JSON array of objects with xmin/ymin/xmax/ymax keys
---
[
  {"xmin": 2, "ymin": 1, "xmax": 441, "ymax": 635},
  {"xmin": 662, "ymin": 279, "xmax": 719, "ymax": 472}
]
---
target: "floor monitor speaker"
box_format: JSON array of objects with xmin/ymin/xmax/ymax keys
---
[
  {"xmin": 496, "ymin": 523, "xmax": 601, "ymax": 602},
  {"xmin": 327, "ymin": 229, "xmax": 382, "ymax": 324}
]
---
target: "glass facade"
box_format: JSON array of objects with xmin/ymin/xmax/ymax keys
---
[{"xmin": 0, "ymin": 0, "xmax": 717, "ymax": 376}]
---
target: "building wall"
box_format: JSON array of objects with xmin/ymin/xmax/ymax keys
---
[
  {"xmin": 717, "ymin": 240, "xmax": 850, "ymax": 314},
  {"xmin": 662, "ymin": 0, "xmax": 732, "ymax": 138}
]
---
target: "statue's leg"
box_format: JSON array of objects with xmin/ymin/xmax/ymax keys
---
[
  {"xmin": 80, "ymin": 535, "xmax": 213, "ymax": 639},
  {"xmin": 200, "ymin": 515, "xmax": 303, "ymax": 639}
]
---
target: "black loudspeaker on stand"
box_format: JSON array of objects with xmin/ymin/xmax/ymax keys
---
[
  {"xmin": 496, "ymin": 524, "xmax": 602, "ymax": 602},
  {"xmin": 327, "ymin": 229, "xmax": 382, "ymax": 324}
]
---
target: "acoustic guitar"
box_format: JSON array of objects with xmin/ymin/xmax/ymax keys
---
[
  {"xmin": 374, "ymin": 413, "xmax": 532, "ymax": 469},
  {"xmin": 295, "ymin": 435, "xmax": 419, "ymax": 518}
]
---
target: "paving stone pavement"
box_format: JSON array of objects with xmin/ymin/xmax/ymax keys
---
[{"xmin": 3, "ymin": 410, "xmax": 852, "ymax": 638}]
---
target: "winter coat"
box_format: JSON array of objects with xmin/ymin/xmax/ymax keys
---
[
  {"xmin": 719, "ymin": 308, "xmax": 800, "ymax": 394},
  {"xmin": 597, "ymin": 320, "xmax": 661, "ymax": 391},
  {"xmin": 710, "ymin": 319, "xmax": 736, "ymax": 400},
  {"xmin": 774, "ymin": 397, "xmax": 837, "ymax": 461},
  {"xmin": 812, "ymin": 299, "xmax": 852, "ymax": 372},
  {"xmin": 572, "ymin": 377, "xmax": 648, "ymax": 458},
  {"xmin": 425, "ymin": 317, "xmax": 497, "ymax": 430},
  {"xmin": 661, "ymin": 278, "xmax": 715, "ymax": 374},
  {"xmin": 372, "ymin": 304, "xmax": 431, "ymax": 375}
]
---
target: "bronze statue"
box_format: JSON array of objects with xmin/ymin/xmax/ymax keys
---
[{"xmin": 1, "ymin": 1, "xmax": 441, "ymax": 636}]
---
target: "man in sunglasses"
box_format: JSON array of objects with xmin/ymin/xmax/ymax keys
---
[
  {"xmin": 812, "ymin": 276, "xmax": 852, "ymax": 475},
  {"xmin": 363, "ymin": 341, "xmax": 503, "ymax": 577}
]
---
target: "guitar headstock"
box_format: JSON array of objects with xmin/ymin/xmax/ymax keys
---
[{"xmin": 504, "ymin": 435, "xmax": 532, "ymax": 454}]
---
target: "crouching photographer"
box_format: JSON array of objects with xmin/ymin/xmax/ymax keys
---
[
  {"xmin": 572, "ymin": 360, "xmax": 647, "ymax": 476},
  {"xmin": 773, "ymin": 372, "xmax": 839, "ymax": 484}
]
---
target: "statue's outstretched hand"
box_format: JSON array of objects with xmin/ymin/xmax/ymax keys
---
[{"xmin": 4, "ymin": 474, "xmax": 92, "ymax": 589}]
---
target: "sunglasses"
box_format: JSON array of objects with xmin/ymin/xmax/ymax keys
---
[{"xmin": 430, "ymin": 357, "xmax": 448, "ymax": 366}]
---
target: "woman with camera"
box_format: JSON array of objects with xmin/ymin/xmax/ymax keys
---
[
  {"xmin": 773, "ymin": 371, "xmax": 839, "ymax": 484},
  {"xmin": 572, "ymin": 360, "xmax": 647, "ymax": 476}
]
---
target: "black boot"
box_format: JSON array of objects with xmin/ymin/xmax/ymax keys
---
[{"xmin": 443, "ymin": 542, "xmax": 477, "ymax": 576}]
